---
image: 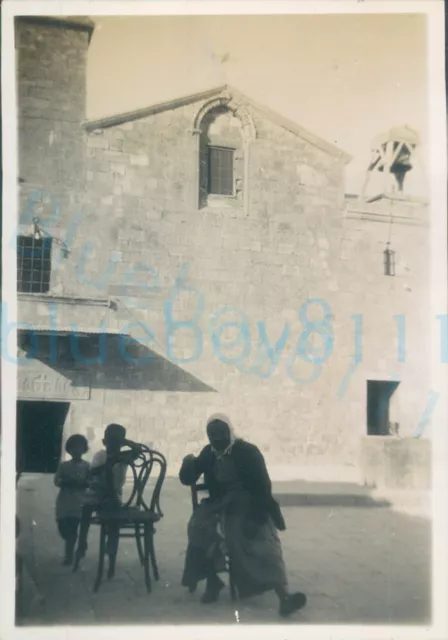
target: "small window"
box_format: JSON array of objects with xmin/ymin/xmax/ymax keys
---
[
  {"xmin": 17, "ymin": 235, "xmax": 52, "ymax": 293},
  {"xmin": 208, "ymin": 146, "xmax": 234, "ymax": 196},
  {"xmin": 366, "ymin": 380, "xmax": 400, "ymax": 436}
]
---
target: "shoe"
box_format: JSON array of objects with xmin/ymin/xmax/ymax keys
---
[
  {"xmin": 279, "ymin": 592, "xmax": 307, "ymax": 617},
  {"xmin": 201, "ymin": 577, "xmax": 225, "ymax": 604}
]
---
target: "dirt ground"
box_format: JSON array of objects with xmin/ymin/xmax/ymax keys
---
[{"xmin": 16, "ymin": 474, "xmax": 431, "ymax": 627}]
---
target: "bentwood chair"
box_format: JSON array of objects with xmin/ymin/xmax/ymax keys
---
[
  {"xmin": 191, "ymin": 481, "xmax": 238, "ymax": 602},
  {"xmin": 74, "ymin": 445, "xmax": 167, "ymax": 593}
]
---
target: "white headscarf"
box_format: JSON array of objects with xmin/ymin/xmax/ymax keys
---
[{"xmin": 206, "ymin": 413, "xmax": 236, "ymax": 457}]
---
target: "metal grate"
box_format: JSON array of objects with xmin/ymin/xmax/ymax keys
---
[
  {"xmin": 17, "ymin": 235, "xmax": 52, "ymax": 293},
  {"xmin": 207, "ymin": 146, "xmax": 234, "ymax": 196}
]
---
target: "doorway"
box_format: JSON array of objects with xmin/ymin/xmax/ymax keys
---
[
  {"xmin": 16, "ymin": 401, "xmax": 69, "ymax": 473},
  {"xmin": 366, "ymin": 380, "xmax": 400, "ymax": 436}
]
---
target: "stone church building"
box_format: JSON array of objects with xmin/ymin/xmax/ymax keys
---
[{"xmin": 14, "ymin": 16, "xmax": 431, "ymax": 487}]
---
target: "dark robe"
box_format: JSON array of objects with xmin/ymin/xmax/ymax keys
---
[
  {"xmin": 179, "ymin": 439, "xmax": 286, "ymax": 531},
  {"xmin": 179, "ymin": 439, "xmax": 288, "ymax": 598}
]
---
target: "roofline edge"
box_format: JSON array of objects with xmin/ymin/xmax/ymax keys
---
[
  {"xmin": 82, "ymin": 83, "xmax": 352, "ymax": 162},
  {"xmin": 82, "ymin": 85, "xmax": 228, "ymax": 132}
]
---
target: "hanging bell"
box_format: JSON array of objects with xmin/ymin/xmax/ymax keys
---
[{"xmin": 391, "ymin": 143, "xmax": 413, "ymax": 173}]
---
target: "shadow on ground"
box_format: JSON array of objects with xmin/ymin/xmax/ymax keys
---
[
  {"xmin": 16, "ymin": 475, "xmax": 430, "ymax": 626},
  {"xmin": 275, "ymin": 482, "xmax": 391, "ymax": 508}
]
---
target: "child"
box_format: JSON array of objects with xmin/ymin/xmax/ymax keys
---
[
  {"xmin": 54, "ymin": 435, "xmax": 90, "ymax": 565},
  {"xmin": 74, "ymin": 424, "xmax": 142, "ymax": 574},
  {"xmin": 87, "ymin": 424, "xmax": 133, "ymax": 506}
]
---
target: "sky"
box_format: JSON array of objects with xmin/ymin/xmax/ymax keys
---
[{"xmin": 86, "ymin": 14, "xmax": 428, "ymax": 196}]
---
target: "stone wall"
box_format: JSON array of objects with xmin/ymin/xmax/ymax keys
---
[
  {"xmin": 16, "ymin": 19, "xmax": 432, "ymax": 478},
  {"xmin": 16, "ymin": 18, "xmax": 92, "ymax": 292},
  {"xmin": 360, "ymin": 436, "xmax": 431, "ymax": 490}
]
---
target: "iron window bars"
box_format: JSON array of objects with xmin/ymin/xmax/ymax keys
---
[{"xmin": 17, "ymin": 235, "xmax": 52, "ymax": 293}]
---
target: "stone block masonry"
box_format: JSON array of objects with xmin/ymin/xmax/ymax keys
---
[{"xmin": 15, "ymin": 19, "xmax": 432, "ymax": 483}]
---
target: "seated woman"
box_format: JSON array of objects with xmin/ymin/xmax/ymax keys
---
[{"xmin": 179, "ymin": 416, "xmax": 307, "ymax": 618}]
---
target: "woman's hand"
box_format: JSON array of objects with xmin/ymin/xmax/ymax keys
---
[{"xmin": 179, "ymin": 453, "xmax": 201, "ymax": 487}]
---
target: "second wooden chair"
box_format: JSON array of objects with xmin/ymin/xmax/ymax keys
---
[
  {"xmin": 190, "ymin": 481, "xmax": 238, "ymax": 602},
  {"xmin": 74, "ymin": 445, "xmax": 166, "ymax": 594}
]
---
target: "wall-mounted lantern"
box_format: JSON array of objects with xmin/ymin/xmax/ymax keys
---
[
  {"xmin": 31, "ymin": 217, "xmax": 44, "ymax": 240},
  {"xmin": 384, "ymin": 242, "xmax": 395, "ymax": 276},
  {"xmin": 30, "ymin": 216, "xmax": 71, "ymax": 258}
]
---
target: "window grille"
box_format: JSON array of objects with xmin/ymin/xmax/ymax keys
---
[
  {"xmin": 207, "ymin": 146, "xmax": 234, "ymax": 196},
  {"xmin": 17, "ymin": 235, "xmax": 52, "ymax": 293}
]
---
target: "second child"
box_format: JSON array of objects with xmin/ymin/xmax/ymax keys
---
[{"xmin": 54, "ymin": 435, "xmax": 90, "ymax": 565}]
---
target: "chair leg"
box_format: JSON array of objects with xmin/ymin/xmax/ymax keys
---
[
  {"xmin": 93, "ymin": 525, "xmax": 107, "ymax": 593},
  {"xmin": 228, "ymin": 558, "xmax": 237, "ymax": 602},
  {"xmin": 142, "ymin": 523, "xmax": 152, "ymax": 593},
  {"xmin": 135, "ymin": 524, "xmax": 144, "ymax": 565},
  {"xmin": 148, "ymin": 527, "xmax": 159, "ymax": 581},
  {"xmin": 107, "ymin": 524, "xmax": 120, "ymax": 580},
  {"xmin": 72, "ymin": 550, "xmax": 80, "ymax": 573},
  {"xmin": 230, "ymin": 576, "xmax": 237, "ymax": 602}
]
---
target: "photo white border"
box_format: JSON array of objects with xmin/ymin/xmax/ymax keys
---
[{"xmin": 1, "ymin": 1, "xmax": 447, "ymax": 639}]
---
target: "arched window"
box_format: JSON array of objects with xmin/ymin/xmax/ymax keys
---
[{"xmin": 198, "ymin": 106, "xmax": 244, "ymax": 208}]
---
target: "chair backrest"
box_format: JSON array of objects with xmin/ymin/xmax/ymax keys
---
[
  {"xmin": 190, "ymin": 479, "xmax": 208, "ymax": 511},
  {"xmin": 122, "ymin": 445, "xmax": 167, "ymax": 517}
]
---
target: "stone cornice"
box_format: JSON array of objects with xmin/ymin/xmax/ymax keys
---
[
  {"xmin": 345, "ymin": 192, "xmax": 429, "ymax": 226},
  {"xmin": 17, "ymin": 293, "xmax": 112, "ymax": 307},
  {"xmin": 345, "ymin": 206, "xmax": 428, "ymax": 227},
  {"xmin": 364, "ymin": 193, "xmax": 428, "ymax": 205}
]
